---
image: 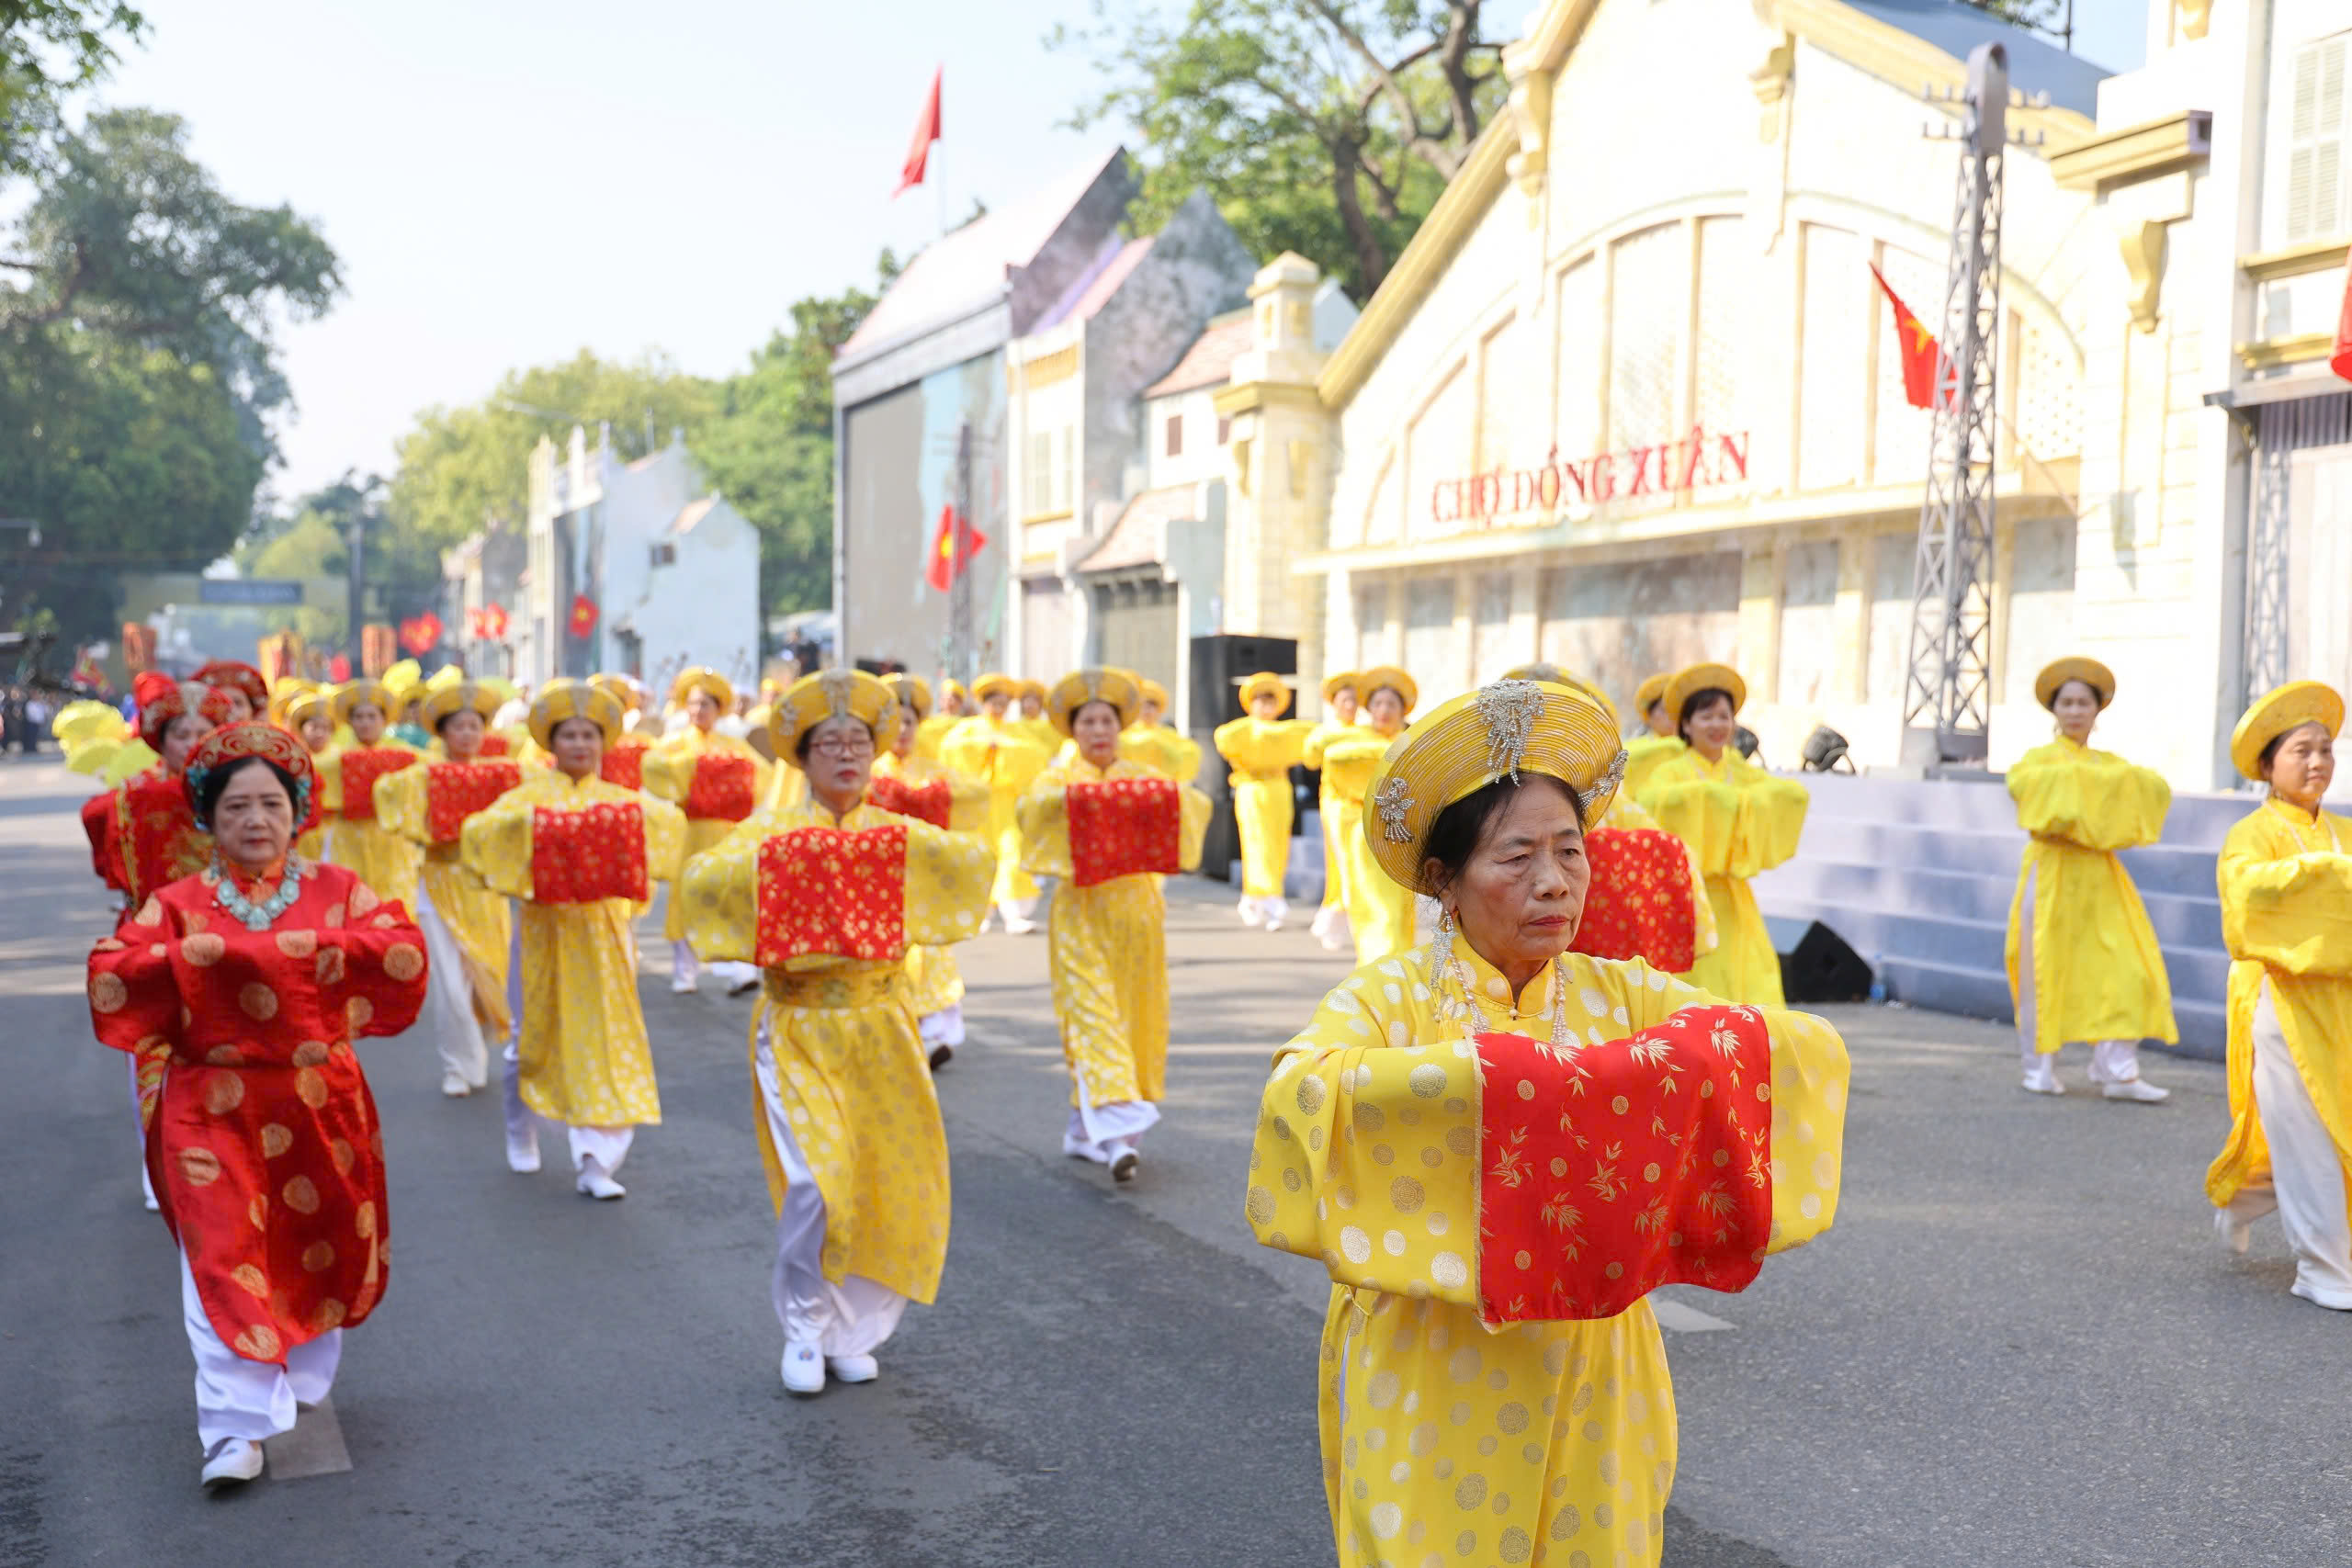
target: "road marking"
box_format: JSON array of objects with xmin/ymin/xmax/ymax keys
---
[
  {"xmin": 265, "ymin": 1397, "xmax": 354, "ymax": 1480},
  {"xmin": 1647, "ymin": 1292, "xmax": 1736, "ymax": 1333}
]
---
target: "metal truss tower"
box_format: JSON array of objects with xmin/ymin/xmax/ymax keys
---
[{"xmin": 1899, "ymin": 43, "xmax": 2015, "ymax": 769}]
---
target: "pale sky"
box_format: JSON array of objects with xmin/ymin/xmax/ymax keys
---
[{"xmin": 92, "ymin": 0, "xmax": 2150, "ymax": 506}]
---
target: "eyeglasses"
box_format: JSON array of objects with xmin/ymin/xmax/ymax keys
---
[{"xmin": 808, "ymin": 735, "xmax": 876, "ymax": 760}]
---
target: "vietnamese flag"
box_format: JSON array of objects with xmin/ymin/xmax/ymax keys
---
[
  {"xmin": 2331, "ymin": 263, "xmax": 2352, "ymax": 383},
  {"xmin": 923, "ymin": 503, "xmax": 988, "ymax": 592},
  {"xmin": 569, "ymin": 593, "xmax": 599, "ymax": 637},
  {"xmin": 895, "ymin": 66, "xmax": 942, "ymax": 198},
  {"xmin": 1870, "ymin": 263, "xmax": 1944, "ymax": 410}
]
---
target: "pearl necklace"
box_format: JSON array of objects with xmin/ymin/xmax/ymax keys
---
[
  {"xmin": 1438, "ymin": 944, "xmax": 1574, "ymax": 1053},
  {"xmin": 212, "ymin": 856, "xmax": 303, "ymax": 932}
]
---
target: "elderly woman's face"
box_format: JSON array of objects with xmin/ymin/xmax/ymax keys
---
[
  {"xmin": 1073, "ymin": 701, "xmax": 1123, "ymax": 765},
  {"xmin": 2267, "ymin": 721, "xmax": 2336, "ymax": 813},
  {"xmin": 2052, "ymin": 681, "xmax": 2100, "ymax": 742},
  {"xmin": 215, "ymin": 761, "xmax": 295, "ymax": 871},
  {"xmin": 215, "ymin": 688, "xmax": 254, "ymax": 724},
  {"xmin": 1431, "ymin": 782, "xmax": 1589, "ymax": 979},
  {"xmin": 804, "ymin": 714, "xmax": 876, "ymax": 808},
  {"xmin": 551, "ymin": 716, "xmax": 604, "ymax": 778}
]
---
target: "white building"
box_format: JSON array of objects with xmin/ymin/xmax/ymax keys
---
[{"xmin": 491, "ymin": 427, "xmax": 761, "ymax": 695}]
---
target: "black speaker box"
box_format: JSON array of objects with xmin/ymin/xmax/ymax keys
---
[{"xmin": 1774, "ymin": 919, "xmax": 1873, "ymax": 1004}]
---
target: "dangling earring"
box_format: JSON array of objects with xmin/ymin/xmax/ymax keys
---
[{"xmin": 1431, "ymin": 905, "xmax": 1456, "ymax": 974}]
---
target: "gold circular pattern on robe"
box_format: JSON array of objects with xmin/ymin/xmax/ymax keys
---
[
  {"xmin": 206, "ymin": 1045, "xmax": 242, "ymax": 1066},
  {"xmin": 261, "ymin": 1123, "xmax": 294, "ymax": 1158},
  {"xmin": 179, "ymin": 1146, "xmax": 222, "ymax": 1185},
  {"xmin": 349, "ymin": 884, "xmax": 380, "ymax": 916},
  {"xmin": 355, "ymin": 1200, "xmax": 378, "ymax": 1238},
  {"xmin": 668, "ymin": 664, "xmax": 735, "ymax": 712},
  {"xmin": 311, "ymin": 1300, "xmax": 346, "ymax": 1333},
  {"xmin": 346, "ymin": 996, "xmax": 373, "ymax": 1032},
  {"xmin": 2230, "ymin": 680, "xmax": 2346, "ymax": 781},
  {"xmin": 1359, "ymin": 665, "xmax": 1419, "ymax": 715},
  {"xmin": 1363, "ymin": 678, "xmax": 1625, "ymax": 896},
  {"xmin": 330, "ymin": 1136, "xmax": 356, "ymax": 1175},
  {"xmin": 233, "ymin": 1325, "xmax": 283, "ymax": 1360},
  {"xmin": 283, "ymin": 1174, "xmax": 321, "ymax": 1214},
  {"xmin": 1238, "ymin": 671, "xmax": 1293, "ymax": 716},
  {"xmin": 770, "ymin": 670, "xmax": 899, "ymax": 771},
  {"xmin": 90, "ymin": 972, "xmax": 127, "ymax": 1014},
  {"xmin": 181, "ymin": 933, "xmax": 224, "ymax": 967},
  {"xmin": 203, "ymin": 1073, "xmax": 244, "ymax": 1115},
  {"xmin": 232, "ymin": 1264, "xmax": 268, "ymax": 1299},
  {"xmin": 239, "ymin": 982, "xmax": 278, "ymax": 1021},
  {"xmin": 383, "ymin": 942, "xmax": 424, "ymax": 983},
  {"xmin": 247, "ymin": 1194, "xmax": 268, "ymax": 1229},
  {"xmin": 302, "ymin": 1241, "xmax": 335, "ymax": 1273},
  {"xmin": 2033, "ymin": 656, "xmax": 2117, "ymax": 713},
  {"xmin": 291, "ymin": 1040, "xmax": 330, "ymax": 1068},
  {"xmin": 1046, "ymin": 667, "xmax": 1141, "ymax": 738},
  {"xmin": 295, "ymin": 1067, "xmax": 329, "ymax": 1108},
  {"xmin": 529, "ymin": 678, "xmax": 625, "ymax": 750},
  {"xmin": 1664, "ymin": 662, "xmax": 1747, "ymax": 720},
  {"xmin": 275, "ymin": 930, "xmax": 318, "ymax": 959}
]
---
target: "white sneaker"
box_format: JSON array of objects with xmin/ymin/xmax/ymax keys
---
[
  {"xmin": 1004, "ymin": 917, "xmax": 1038, "ymax": 936},
  {"xmin": 725, "ymin": 967, "xmax": 762, "ymax": 998},
  {"xmin": 575, "ymin": 1156, "xmax": 626, "ymax": 1200},
  {"xmin": 143, "ymin": 1192, "xmax": 162, "ymax": 1213},
  {"xmin": 828, "ymin": 1353, "xmax": 878, "ymax": 1384},
  {"xmin": 1238, "ymin": 899, "xmax": 1264, "ymax": 928},
  {"xmin": 1111, "ymin": 1148, "xmax": 1140, "ymax": 1184},
  {"xmin": 199, "ymin": 1436, "xmax": 265, "ymax": 1488},
  {"xmin": 2290, "ymin": 1278, "xmax": 2352, "ymax": 1312},
  {"xmin": 441, "ymin": 1071, "xmax": 470, "ymax": 1098},
  {"xmin": 2100, "ymin": 1078, "xmax": 2169, "ymax": 1103},
  {"xmin": 782, "ymin": 1343, "xmax": 825, "ymax": 1395},
  {"xmin": 506, "ymin": 1127, "xmax": 541, "ymax": 1174},
  {"xmin": 2214, "ymin": 1206, "xmax": 2251, "ymax": 1257},
  {"xmin": 2020, "ymin": 1066, "xmax": 2064, "ymax": 1096},
  {"xmin": 670, "ymin": 974, "xmax": 698, "ymax": 995}
]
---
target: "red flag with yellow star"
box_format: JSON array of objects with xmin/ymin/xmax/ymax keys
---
[
  {"xmin": 1871, "ymin": 263, "xmax": 1944, "ymax": 410},
  {"xmin": 923, "ymin": 503, "xmax": 987, "ymax": 592}
]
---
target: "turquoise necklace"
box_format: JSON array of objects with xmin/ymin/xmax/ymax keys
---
[{"xmin": 212, "ymin": 855, "xmax": 303, "ymax": 932}]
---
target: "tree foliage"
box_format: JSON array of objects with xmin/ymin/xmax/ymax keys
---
[
  {"xmin": 1054, "ymin": 0, "xmax": 1506, "ymax": 299},
  {"xmin": 0, "ymin": 107, "xmax": 339, "ymax": 637},
  {"xmin": 386, "ymin": 350, "xmax": 720, "ymax": 551},
  {"xmin": 0, "ymin": 1, "xmax": 145, "ymax": 174}
]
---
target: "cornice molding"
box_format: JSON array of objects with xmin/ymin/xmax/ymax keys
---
[
  {"xmin": 2240, "ymin": 237, "xmax": 2351, "ymax": 284},
  {"xmin": 2047, "ymin": 110, "xmax": 2211, "ymax": 191}
]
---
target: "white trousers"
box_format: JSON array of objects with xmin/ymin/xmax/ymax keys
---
[
  {"xmin": 1062, "ymin": 1078, "xmax": 1160, "ymax": 1165},
  {"xmin": 1238, "ymin": 893, "xmax": 1288, "ymax": 928},
  {"xmin": 672, "ymin": 939, "xmax": 698, "ymax": 985},
  {"xmin": 2230, "ymin": 985, "xmax": 2352, "ymax": 1308},
  {"xmin": 130, "ymin": 1052, "xmax": 156, "ymax": 1208},
  {"xmin": 415, "ymin": 888, "xmax": 491, "ymax": 1089},
  {"xmin": 180, "ymin": 1248, "xmax": 340, "ymax": 1450},
  {"xmin": 502, "ymin": 1041, "xmax": 632, "ymax": 1173},
  {"xmin": 919, "ymin": 1004, "xmax": 966, "ymax": 1049},
  {"xmin": 752, "ymin": 1021, "xmax": 907, "ymax": 1355},
  {"xmin": 2013, "ymin": 874, "xmax": 2145, "ymax": 1085}
]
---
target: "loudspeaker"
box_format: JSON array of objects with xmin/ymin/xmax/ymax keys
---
[
  {"xmin": 1187, "ymin": 634, "xmax": 1299, "ymax": 882},
  {"xmin": 1774, "ymin": 919, "xmax": 1872, "ymax": 1004}
]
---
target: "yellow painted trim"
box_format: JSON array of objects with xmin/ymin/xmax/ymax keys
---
[
  {"xmin": 2241, "ymin": 237, "xmax": 2352, "ymax": 284},
  {"xmin": 1765, "ymin": 0, "xmax": 2097, "ymax": 153},
  {"xmin": 1020, "ymin": 510, "xmax": 1075, "ymax": 527},
  {"xmin": 1020, "ymin": 344, "xmax": 1080, "ymax": 389},
  {"xmin": 2234, "ymin": 333, "xmax": 2337, "ymax": 372},
  {"xmin": 2047, "ymin": 110, "xmax": 2209, "ymax": 190},
  {"xmin": 1500, "ymin": 0, "xmax": 1600, "ymax": 76},
  {"xmin": 1317, "ymin": 118, "xmax": 1519, "ymax": 412},
  {"xmin": 1213, "ymin": 379, "xmax": 1324, "ymax": 418}
]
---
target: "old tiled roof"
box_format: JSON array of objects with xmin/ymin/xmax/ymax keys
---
[
  {"xmin": 1143, "ymin": 310, "xmax": 1251, "ymax": 400},
  {"xmin": 1078, "ymin": 483, "xmax": 1202, "ymax": 573}
]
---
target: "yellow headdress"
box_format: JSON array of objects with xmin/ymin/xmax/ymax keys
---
[
  {"xmin": 882, "ymin": 672, "xmax": 932, "ymax": 723},
  {"xmin": 330, "ymin": 679, "xmax": 397, "ymax": 725},
  {"xmin": 421, "ymin": 679, "xmax": 503, "ymax": 729},
  {"xmin": 971, "ymin": 672, "xmax": 1019, "ymax": 705},
  {"xmin": 2231, "ymin": 681, "xmax": 2345, "ymax": 783},
  {"xmin": 1238, "ymin": 671, "xmax": 1292, "ymax": 716},
  {"xmin": 1504, "ymin": 662, "xmax": 1619, "ymax": 729},
  {"xmin": 1137, "ymin": 676, "xmax": 1171, "ymax": 713},
  {"xmin": 772, "ymin": 670, "xmax": 899, "ymax": 770},
  {"xmin": 669, "ymin": 665, "xmax": 735, "ymax": 712},
  {"xmin": 1359, "ymin": 665, "xmax": 1419, "ymax": 716},
  {"xmin": 1663, "ymin": 662, "xmax": 1747, "ymax": 721},
  {"xmin": 2034, "ymin": 657, "xmax": 2117, "ymax": 714},
  {"xmin": 528, "ymin": 678, "xmax": 625, "ymax": 750},
  {"xmin": 1046, "ymin": 667, "xmax": 1141, "ymax": 739},
  {"xmin": 1321, "ymin": 670, "xmax": 1360, "ymax": 704}
]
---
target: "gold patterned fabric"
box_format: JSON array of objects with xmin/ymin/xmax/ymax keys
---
[
  {"xmin": 680, "ymin": 796, "xmax": 990, "ymax": 1299},
  {"xmin": 873, "ymin": 750, "xmax": 993, "ymax": 1019},
  {"xmin": 1250, "ymin": 942, "xmax": 1847, "ymax": 1568},
  {"xmin": 315, "ymin": 745, "xmax": 424, "ymax": 915},
  {"xmin": 1116, "ymin": 721, "xmax": 1203, "ymax": 784},
  {"xmin": 375, "ymin": 761, "xmax": 516, "ymax": 1041},
  {"xmin": 462, "ymin": 770, "xmax": 685, "ymax": 1126},
  {"xmin": 1017, "ymin": 755, "xmax": 1210, "ymax": 1109},
  {"xmin": 640, "ymin": 726, "xmax": 774, "ymax": 942},
  {"xmin": 939, "ymin": 714, "xmax": 1053, "ymax": 908}
]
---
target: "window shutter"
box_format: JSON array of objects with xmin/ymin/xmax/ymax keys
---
[{"xmin": 2287, "ymin": 34, "xmax": 2348, "ymax": 243}]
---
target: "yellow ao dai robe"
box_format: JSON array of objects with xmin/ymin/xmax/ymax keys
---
[
  {"xmin": 1621, "ymin": 735, "xmax": 1685, "ymax": 803},
  {"xmin": 1638, "ymin": 750, "xmax": 1808, "ymax": 1006},
  {"xmin": 641, "ymin": 727, "xmax": 774, "ymax": 943},
  {"xmin": 873, "ymin": 750, "xmax": 992, "ymax": 1021},
  {"xmin": 1017, "ymin": 756, "xmax": 1210, "ymax": 1111},
  {"xmin": 316, "ymin": 741, "xmax": 424, "ymax": 915},
  {"xmin": 1319, "ymin": 728, "xmax": 1419, "ymax": 966},
  {"xmin": 1305, "ymin": 717, "xmax": 1366, "ymax": 924},
  {"xmin": 1117, "ymin": 721, "xmax": 1204, "ymax": 784},
  {"xmin": 1250, "ymin": 942, "xmax": 1849, "ymax": 1568},
  {"xmin": 2003, "ymin": 738, "xmax": 2177, "ymax": 1055},
  {"xmin": 939, "ymin": 716, "xmax": 1053, "ymax": 910},
  {"xmin": 1216, "ymin": 716, "xmax": 1316, "ymax": 900},
  {"xmin": 462, "ymin": 771, "xmax": 685, "ymax": 1127},
  {"xmin": 680, "ymin": 797, "xmax": 992, "ymax": 1301},
  {"xmin": 374, "ymin": 760, "xmax": 516, "ymax": 1042},
  {"xmin": 2205, "ymin": 799, "xmax": 2352, "ymax": 1206}
]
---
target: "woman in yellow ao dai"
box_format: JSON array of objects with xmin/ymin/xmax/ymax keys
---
[
  {"xmin": 1115, "ymin": 675, "xmax": 1204, "ymax": 784},
  {"xmin": 1620, "ymin": 672, "xmax": 1685, "ymax": 802},
  {"xmin": 315, "ymin": 680, "xmax": 423, "ymax": 914},
  {"xmin": 2206, "ymin": 682, "xmax": 2352, "ymax": 1310},
  {"xmin": 1636, "ymin": 665, "xmax": 1808, "ymax": 1006},
  {"xmin": 2004, "ymin": 659, "xmax": 2177, "ymax": 1100},
  {"xmin": 1303, "ymin": 671, "xmax": 1366, "ymax": 953},
  {"xmin": 462, "ymin": 681, "xmax": 685, "ymax": 1197},
  {"xmin": 1018, "ymin": 668, "xmax": 1211, "ymax": 1181},
  {"xmin": 1248, "ymin": 676, "xmax": 1849, "ymax": 1568},
  {"xmin": 874, "ymin": 672, "xmax": 992, "ymax": 1067},
  {"xmin": 1215, "ymin": 671, "xmax": 1316, "ymax": 931},
  {"xmin": 1317, "ymin": 667, "xmax": 1422, "ymax": 967},
  {"xmin": 680, "ymin": 671, "xmax": 993, "ymax": 1394},
  {"xmin": 939, "ymin": 673, "xmax": 1055, "ymax": 934},
  {"xmin": 641, "ymin": 665, "xmax": 773, "ymax": 993}
]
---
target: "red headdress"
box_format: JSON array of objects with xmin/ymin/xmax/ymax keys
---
[
  {"xmin": 193, "ymin": 660, "xmax": 270, "ymax": 716},
  {"xmin": 133, "ymin": 671, "xmax": 191, "ymax": 748},
  {"xmin": 182, "ymin": 721, "xmax": 317, "ymax": 831}
]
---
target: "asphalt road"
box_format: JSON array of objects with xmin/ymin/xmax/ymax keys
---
[{"xmin": 4, "ymin": 753, "xmax": 2344, "ymax": 1567}]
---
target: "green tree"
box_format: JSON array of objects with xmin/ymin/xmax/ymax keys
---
[
  {"xmin": 1054, "ymin": 0, "xmax": 1507, "ymax": 299},
  {"xmin": 690, "ymin": 265, "xmax": 890, "ymax": 619},
  {"xmin": 1962, "ymin": 0, "xmax": 2065, "ymax": 34},
  {"xmin": 387, "ymin": 350, "xmax": 720, "ymax": 550},
  {"xmin": 0, "ymin": 2, "xmax": 145, "ymax": 174}
]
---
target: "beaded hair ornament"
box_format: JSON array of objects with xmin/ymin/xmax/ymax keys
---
[{"xmin": 183, "ymin": 721, "xmax": 315, "ymax": 833}]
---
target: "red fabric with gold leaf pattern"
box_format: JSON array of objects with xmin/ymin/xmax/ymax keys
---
[
  {"xmin": 424, "ymin": 760, "xmax": 522, "ymax": 843},
  {"xmin": 114, "ymin": 771, "xmax": 213, "ymax": 905},
  {"xmin": 1474, "ymin": 1005, "xmax": 1773, "ymax": 1325},
  {"xmin": 338, "ymin": 746, "xmax": 417, "ymax": 822},
  {"xmin": 1569, "ymin": 827, "xmax": 1700, "ymax": 974},
  {"xmin": 1066, "ymin": 774, "xmax": 1182, "ymax": 887},
  {"xmin": 85, "ymin": 861, "xmax": 426, "ymax": 1361},
  {"xmin": 478, "ymin": 734, "xmax": 511, "ymax": 758},
  {"xmin": 82, "ymin": 790, "xmax": 125, "ymax": 891},
  {"xmin": 867, "ymin": 771, "xmax": 953, "ymax": 829},
  {"xmin": 684, "ymin": 751, "xmax": 756, "ymax": 822},
  {"xmin": 753, "ymin": 824, "xmax": 909, "ymax": 965},
  {"xmin": 530, "ymin": 801, "xmax": 650, "ymax": 903},
  {"xmin": 601, "ymin": 734, "xmax": 648, "ymax": 790}
]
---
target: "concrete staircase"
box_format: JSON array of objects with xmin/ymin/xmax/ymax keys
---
[{"xmin": 1750, "ymin": 773, "xmax": 2255, "ymax": 1060}]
